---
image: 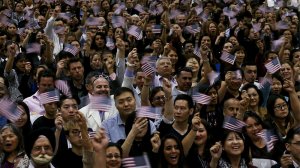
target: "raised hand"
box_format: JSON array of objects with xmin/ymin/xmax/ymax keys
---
[
  {"xmin": 92, "ymin": 128, "xmax": 109, "ymax": 153},
  {"xmin": 150, "ymin": 133, "xmax": 161, "ymax": 153},
  {"xmin": 55, "ymin": 112, "xmax": 64, "ymax": 131},
  {"xmin": 210, "ymin": 141, "xmax": 222, "ymax": 160},
  {"xmin": 192, "ymin": 113, "xmax": 201, "ymax": 131},
  {"xmin": 283, "ymin": 79, "xmax": 295, "ymax": 93},
  {"xmin": 162, "ymin": 78, "xmax": 172, "ymax": 98},
  {"xmin": 130, "ymin": 117, "xmax": 148, "ymax": 136}
]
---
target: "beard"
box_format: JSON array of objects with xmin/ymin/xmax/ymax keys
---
[{"xmin": 31, "ymin": 154, "xmax": 53, "ymax": 165}]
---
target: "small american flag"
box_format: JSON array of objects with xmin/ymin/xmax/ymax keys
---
[
  {"xmin": 27, "ymin": 20, "xmax": 40, "ymax": 30},
  {"xmin": 141, "ymin": 63, "xmax": 155, "ymax": 76},
  {"xmin": 26, "ymin": 43, "xmax": 41, "ymax": 54},
  {"xmin": 85, "ymin": 17, "xmax": 101, "ymax": 26},
  {"xmin": 192, "ymin": 93, "xmax": 211, "ymax": 105},
  {"xmin": 252, "ymin": 23, "xmax": 261, "ymax": 33},
  {"xmin": 92, "ymin": 5, "xmax": 101, "ymax": 15},
  {"xmin": 193, "ymin": 47, "xmax": 201, "ymax": 57},
  {"xmin": 122, "ymin": 153, "xmax": 151, "ymax": 168},
  {"xmin": 265, "ymin": 57, "xmax": 281, "ymax": 74},
  {"xmin": 223, "ymin": 7, "xmax": 236, "ymax": 17},
  {"xmin": 152, "ymin": 25, "xmax": 162, "ymax": 34},
  {"xmin": 220, "ymin": 52, "xmax": 236, "ymax": 65},
  {"xmin": 112, "ymin": 16, "xmax": 125, "ymax": 28},
  {"xmin": 40, "ymin": 89, "xmax": 60, "ymax": 104},
  {"xmin": 256, "ymin": 129, "xmax": 278, "ymax": 151},
  {"xmin": 114, "ymin": 3, "xmax": 126, "ymax": 15},
  {"xmin": 258, "ymin": 77, "xmax": 272, "ymax": 89},
  {"xmin": 54, "ymin": 26, "xmax": 65, "ymax": 34},
  {"xmin": 207, "ymin": 71, "xmax": 220, "ymax": 86},
  {"xmin": 64, "ymin": 44, "xmax": 79, "ymax": 56},
  {"xmin": 127, "ymin": 25, "xmax": 143, "ymax": 40},
  {"xmin": 0, "ymin": 99, "xmax": 22, "ymax": 122},
  {"xmin": 106, "ymin": 37, "xmax": 115, "ymax": 50},
  {"xmin": 185, "ymin": 24, "xmax": 201, "ymax": 35},
  {"xmin": 58, "ymin": 13, "xmax": 72, "ymax": 20},
  {"xmin": 136, "ymin": 106, "xmax": 162, "ymax": 119},
  {"xmin": 64, "ymin": 0, "xmax": 76, "ymax": 6},
  {"xmin": 45, "ymin": 0, "xmax": 55, "ymax": 4},
  {"xmin": 2, "ymin": 9, "xmax": 12, "ymax": 18},
  {"xmin": 275, "ymin": 21, "xmax": 289, "ymax": 30},
  {"xmin": 229, "ymin": 18, "xmax": 238, "ymax": 27},
  {"xmin": 170, "ymin": 9, "xmax": 181, "ymax": 19},
  {"xmin": 223, "ymin": 116, "xmax": 246, "ymax": 133},
  {"xmin": 55, "ymin": 80, "xmax": 72, "ymax": 97},
  {"xmin": 271, "ymin": 37, "xmax": 285, "ymax": 51},
  {"xmin": 89, "ymin": 96, "xmax": 112, "ymax": 112},
  {"xmin": 194, "ymin": 5, "xmax": 203, "ymax": 15},
  {"xmin": 199, "ymin": 11, "xmax": 209, "ymax": 22},
  {"xmin": 134, "ymin": 4, "xmax": 146, "ymax": 13}
]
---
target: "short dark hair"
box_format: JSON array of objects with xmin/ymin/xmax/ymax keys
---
[
  {"xmin": 37, "ymin": 70, "xmax": 55, "ymax": 83},
  {"xmin": 285, "ymin": 126, "xmax": 300, "ymax": 143},
  {"xmin": 58, "ymin": 95, "xmax": 79, "ymax": 108},
  {"xmin": 114, "ymin": 87, "xmax": 135, "ymax": 100},
  {"xmin": 67, "ymin": 57, "xmax": 83, "ymax": 70},
  {"xmin": 174, "ymin": 94, "xmax": 194, "ymax": 109},
  {"xmin": 176, "ymin": 67, "xmax": 193, "ymax": 77}
]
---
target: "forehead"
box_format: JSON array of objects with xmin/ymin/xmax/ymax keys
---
[
  {"xmin": 174, "ymin": 99, "xmax": 188, "ymax": 106},
  {"xmin": 275, "ymin": 98, "xmax": 285, "ymax": 104},
  {"xmin": 94, "ymin": 77, "xmax": 109, "ymax": 85},
  {"xmin": 115, "ymin": 91, "xmax": 134, "ymax": 100},
  {"xmin": 179, "ymin": 70, "xmax": 192, "ymax": 76},
  {"xmin": 70, "ymin": 61, "xmax": 83, "ymax": 67},
  {"xmin": 62, "ymin": 99, "xmax": 77, "ymax": 105},
  {"xmin": 34, "ymin": 136, "xmax": 51, "ymax": 146},
  {"xmin": 245, "ymin": 65, "xmax": 257, "ymax": 70}
]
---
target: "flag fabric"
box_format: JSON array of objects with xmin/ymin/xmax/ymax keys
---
[
  {"xmin": 220, "ymin": 52, "xmax": 236, "ymax": 65},
  {"xmin": 141, "ymin": 56, "xmax": 157, "ymax": 68},
  {"xmin": 114, "ymin": 3, "xmax": 126, "ymax": 15},
  {"xmin": 2, "ymin": 9, "xmax": 12, "ymax": 18},
  {"xmin": 92, "ymin": 5, "xmax": 101, "ymax": 15},
  {"xmin": 40, "ymin": 89, "xmax": 60, "ymax": 104},
  {"xmin": 252, "ymin": 23, "xmax": 261, "ymax": 33},
  {"xmin": 58, "ymin": 13, "xmax": 72, "ymax": 20},
  {"xmin": 170, "ymin": 9, "xmax": 181, "ymax": 19},
  {"xmin": 0, "ymin": 99, "xmax": 22, "ymax": 122},
  {"xmin": 152, "ymin": 25, "xmax": 162, "ymax": 34},
  {"xmin": 127, "ymin": 25, "xmax": 143, "ymax": 40},
  {"xmin": 122, "ymin": 153, "xmax": 151, "ymax": 168},
  {"xmin": 141, "ymin": 63, "xmax": 155, "ymax": 76},
  {"xmin": 223, "ymin": 7, "xmax": 236, "ymax": 17},
  {"xmin": 64, "ymin": 44, "xmax": 79, "ymax": 56},
  {"xmin": 111, "ymin": 16, "xmax": 125, "ymax": 28},
  {"xmin": 64, "ymin": 0, "xmax": 76, "ymax": 6},
  {"xmin": 256, "ymin": 129, "xmax": 278, "ymax": 151},
  {"xmin": 134, "ymin": 4, "xmax": 145, "ymax": 13},
  {"xmin": 27, "ymin": 20, "xmax": 40, "ymax": 30},
  {"xmin": 207, "ymin": 71, "xmax": 220, "ymax": 86},
  {"xmin": 258, "ymin": 77, "xmax": 273, "ymax": 89},
  {"xmin": 55, "ymin": 80, "xmax": 72, "ymax": 97},
  {"xmin": 265, "ymin": 57, "xmax": 281, "ymax": 74},
  {"xmin": 223, "ymin": 116, "xmax": 246, "ymax": 133},
  {"xmin": 26, "ymin": 43, "xmax": 41, "ymax": 54},
  {"xmin": 185, "ymin": 24, "xmax": 201, "ymax": 34},
  {"xmin": 85, "ymin": 17, "xmax": 101, "ymax": 26},
  {"xmin": 193, "ymin": 47, "xmax": 201, "ymax": 57},
  {"xmin": 136, "ymin": 106, "xmax": 162, "ymax": 120},
  {"xmin": 54, "ymin": 26, "xmax": 65, "ymax": 34},
  {"xmin": 194, "ymin": 5, "xmax": 203, "ymax": 15},
  {"xmin": 89, "ymin": 96, "xmax": 112, "ymax": 112},
  {"xmin": 229, "ymin": 18, "xmax": 238, "ymax": 27},
  {"xmin": 106, "ymin": 37, "xmax": 115, "ymax": 50},
  {"xmin": 271, "ymin": 37, "xmax": 285, "ymax": 51},
  {"xmin": 275, "ymin": 21, "xmax": 289, "ymax": 30},
  {"xmin": 192, "ymin": 93, "xmax": 211, "ymax": 105}
]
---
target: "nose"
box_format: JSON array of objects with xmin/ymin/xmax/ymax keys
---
[{"xmin": 41, "ymin": 147, "xmax": 46, "ymax": 154}]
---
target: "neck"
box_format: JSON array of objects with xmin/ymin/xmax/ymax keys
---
[
  {"xmin": 197, "ymin": 144, "xmax": 205, "ymax": 156},
  {"xmin": 248, "ymin": 105, "xmax": 259, "ymax": 113},
  {"xmin": 192, "ymin": 72, "xmax": 198, "ymax": 81},
  {"xmin": 276, "ymin": 118, "xmax": 286, "ymax": 126},
  {"xmin": 7, "ymin": 151, "xmax": 18, "ymax": 162},
  {"xmin": 45, "ymin": 113, "xmax": 55, "ymax": 119},
  {"xmin": 31, "ymin": 161, "xmax": 50, "ymax": 168},
  {"xmin": 228, "ymin": 155, "xmax": 241, "ymax": 168},
  {"xmin": 173, "ymin": 122, "xmax": 189, "ymax": 134},
  {"xmin": 227, "ymin": 87, "xmax": 239, "ymax": 97},
  {"xmin": 73, "ymin": 78, "xmax": 83, "ymax": 87},
  {"xmin": 71, "ymin": 146, "xmax": 83, "ymax": 156}
]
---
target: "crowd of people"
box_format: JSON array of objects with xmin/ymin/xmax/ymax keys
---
[{"xmin": 0, "ymin": 0, "xmax": 299, "ymax": 167}]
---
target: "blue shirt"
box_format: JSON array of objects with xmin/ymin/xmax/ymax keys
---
[{"xmin": 101, "ymin": 113, "xmax": 157, "ymax": 143}]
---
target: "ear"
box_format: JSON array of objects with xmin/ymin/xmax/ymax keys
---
[
  {"xmin": 285, "ymin": 143, "xmax": 291, "ymax": 152},
  {"xmin": 189, "ymin": 108, "xmax": 194, "ymax": 115}
]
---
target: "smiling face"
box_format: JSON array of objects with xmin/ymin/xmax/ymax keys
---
[
  {"xmin": 194, "ymin": 123, "xmax": 208, "ymax": 146},
  {"xmin": 247, "ymin": 88, "xmax": 260, "ymax": 108},
  {"xmin": 14, "ymin": 106, "xmax": 28, "ymax": 128},
  {"xmin": 280, "ymin": 63, "xmax": 293, "ymax": 80},
  {"xmin": 163, "ymin": 138, "xmax": 180, "ymax": 166},
  {"xmin": 106, "ymin": 146, "xmax": 122, "ymax": 168},
  {"xmin": 223, "ymin": 132, "xmax": 244, "ymax": 156},
  {"xmin": 245, "ymin": 117, "xmax": 263, "ymax": 141}
]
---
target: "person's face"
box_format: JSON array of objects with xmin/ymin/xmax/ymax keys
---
[
  {"xmin": 176, "ymin": 71, "xmax": 192, "ymax": 91},
  {"xmin": 223, "ymin": 42, "xmax": 233, "ymax": 53},
  {"xmin": 293, "ymin": 51, "xmax": 300, "ymax": 64},
  {"xmin": 163, "ymin": 138, "xmax": 180, "ymax": 166},
  {"xmin": 271, "ymin": 78, "xmax": 282, "ymax": 94},
  {"xmin": 152, "ymin": 90, "xmax": 166, "ymax": 107},
  {"xmin": 95, "ymin": 35, "xmax": 105, "ymax": 48},
  {"xmin": 31, "ymin": 136, "xmax": 53, "ymax": 165},
  {"xmin": 38, "ymin": 16, "xmax": 46, "ymax": 28},
  {"xmin": 208, "ymin": 23, "xmax": 217, "ymax": 34},
  {"xmin": 14, "ymin": 106, "xmax": 28, "ymax": 127},
  {"xmin": 0, "ymin": 35, "xmax": 7, "ymax": 46},
  {"xmin": 44, "ymin": 102, "xmax": 57, "ymax": 117},
  {"xmin": 38, "ymin": 77, "xmax": 54, "ymax": 93},
  {"xmin": 131, "ymin": 16, "xmax": 140, "ymax": 25},
  {"xmin": 16, "ymin": 59, "xmax": 27, "ymax": 72},
  {"xmin": 145, "ymin": 27, "xmax": 153, "ymax": 37},
  {"xmin": 114, "ymin": 28, "xmax": 124, "ymax": 39},
  {"xmin": 266, "ymin": 53, "xmax": 278, "ymax": 63},
  {"xmin": 223, "ymin": 132, "xmax": 244, "ymax": 156},
  {"xmin": 255, "ymin": 10, "xmax": 262, "ymax": 18},
  {"xmin": 283, "ymin": 30, "xmax": 292, "ymax": 41},
  {"xmin": 292, "ymin": 16, "xmax": 298, "ymax": 24},
  {"xmin": 69, "ymin": 61, "xmax": 84, "ymax": 81},
  {"xmin": 286, "ymin": 134, "xmax": 300, "ymax": 163},
  {"xmin": 176, "ymin": 15, "xmax": 186, "ymax": 28},
  {"xmin": 207, "ymin": 88, "xmax": 218, "ymax": 105},
  {"xmin": 115, "ymin": 92, "xmax": 136, "ymax": 117},
  {"xmin": 184, "ymin": 43, "xmax": 194, "ymax": 54},
  {"xmin": 1, "ymin": 128, "xmax": 19, "ymax": 153},
  {"xmin": 194, "ymin": 123, "xmax": 208, "ymax": 146},
  {"xmin": 0, "ymin": 78, "xmax": 7, "ymax": 98},
  {"xmin": 156, "ymin": 58, "xmax": 172, "ymax": 77},
  {"xmin": 280, "ymin": 63, "xmax": 293, "ymax": 80},
  {"xmin": 228, "ymin": 71, "xmax": 242, "ymax": 90},
  {"xmin": 91, "ymin": 54, "xmax": 102, "ymax": 70},
  {"xmin": 125, "ymin": 0, "xmax": 134, "ymax": 8},
  {"xmin": 201, "ymin": 36, "xmax": 211, "ymax": 48},
  {"xmin": 229, "ymin": 37, "xmax": 239, "ymax": 47},
  {"xmin": 186, "ymin": 58, "xmax": 199, "ymax": 73},
  {"xmin": 172, "ymin": 24, "xmax": 182, "ymax": 35},
  {"xmin": 282, "ymin": 50, "xmax": 291, "ymax": 62},
  {"xmin": 67, "ymin": 127, "xmax": 82, "ymax": 147},
  {"xmin": 244, "ymin": 65, "xmax": 257, "ymax": 83},
  {"xmin": 247, "ymin": 88, "xmax": 260, "ymax": 107},
  {"xmin": 102, "ymin": 0, "xmax": 110, "ymax": 11},
  {"xmin": 245, "ymin": 117, "xmax": 263, "ymax": 141},
  {"xmin": 167, "ymin": 50, "xmax": 178, "ymax": 65},
  {"xmin": 93, "ymin": 77, "xmax": 110, "ymax": 96},
  {"xmin": 59, "ymin": 99, "xmax": 78, "ymax": 121},
  {"xmin": 134, "ymin": 72, "xmax": 144, "ymax": 89},
  {"xmin": 273, "ymin": 98, "xmax": 289, "ymax": 119},
  {"xmin": 235, "ymin": 50, "xmax": 245, "ymax": 64},
  {"xmin": 174, "ymin": 100, "xmax": 192, "ymax": 123},
  {"xmin": 249, "ymin": 28, "xmax": 259, "ymax": 40},
  {"xmin": 223, "ymin": 99, "xmax": 240, "ymax": 118},
  {"xmin": 15, "ymin": 3, "xmax": 24, "ymax": 12},
  {"xmin": 106, "ymin": 146, "xmax": 122, "ymax": 168}
]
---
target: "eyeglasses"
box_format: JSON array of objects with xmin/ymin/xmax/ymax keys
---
[
  {"xmin": 32, "ymin": 145, "xmax": 52, "ymax": 152},
  {"xmin": 153, "ymin": 96, "xmax": 166, "ymax": 101},
  {"xmin": 274, "ymin": 103, "xmax": 288, "ymax": 110},
  {"xmin": 106, "ymin": 154, "xmax": 121, "ymax": 159}
]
